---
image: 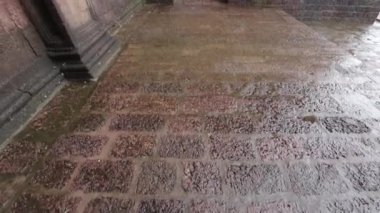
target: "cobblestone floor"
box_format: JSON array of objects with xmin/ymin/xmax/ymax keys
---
[{"xmin": 1, "ymin": 3, "xmax": 380, "ymax": 213}]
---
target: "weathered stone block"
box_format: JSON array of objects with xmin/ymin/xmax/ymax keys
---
[
  {"xmin": 246, "ymin": 200, "xmax": 305, "ymax": 213},
  {"xmin": 52, "ymin": 135, "xmax": 108, "ymax": 158},
  {"xmin": 343, "ymin": 162, "xmax": 380, "ymax": 192},
  {"xmin": 205, "ymin": 114, "xmax": 259, "ymax": 134},
  {"xmin": 180, "ymin": 96, "xmax": 238, "ymax": 114},
  {"xmin": 137, "ymin": 160, "xmax": 176, "ymax": 195},
  {"xmin": 209, "ymin": 135, "xmax": 256, "ymax": 161},
  {"xmin": 110, "ymin": 114, "xmax": 165, "ymax": 132},
  {"xmin": 304, "ymin": 137, "xmax": 376, "ymax": 159},
  {"xmin": 167, "ymin": 115, "xmax": 203, "ymax": 133},
  {"xmin": 31, "ymin": 160, "xmax": 77, "ymax": 189},
  {"xmin": 0, "ymin": 141, "xmax": 45, "ymax": 175},
  {"xmin": 138, "ymin": 200, "xmax": 185, "ymax": 213},
  {"xmin": 256, "ymin": 136, "xmax": 304, "ymax": 161},
  {"xmin": 11, "ymin": 193, "xmax": 80, "ymax": 213},
  {"xmin": 182, "ymin": 161, "xmax": 223, "ymax": 195},
  {"xmin": 75, "ymin": 114, "xmax": 106, "ymax": 132},
  {"xmin": 190, "ymin": 200, "xmax": 226, "ymax": 213},
  {"xmin": 96, "ymin": 81, "xmax": 140, "ymax": 94},
  {"xmin": 158, "ymin": 135, "xmax": 205, "ymax": 159},
  {"xmin": 288, "ymin": 162, "xmax": 349, "ymax": 195},
  {"xmin": 185, "ymin": 82, "xmax": 230, "ymax": 95},
  {"xmin": 84, "ymin": 197, "xmax": 135, "ymax": 213},
  {"xmin": 321, "ymin": 117, "xmax": 370, "ymax": 134},
  {"xmin": 105, "ymin": 95, "xmax": 178, "ymax": 113},
  {"xmin": 261, "ymin": 116, "xmax": 317, "ymax": 134},
  {"xmin": 227, "ymin": 164, "xmax": 286, "ymax": 195},
  {"xmin": 73, "ymin": 160, "xmax": 133, "ymax": 193},
  {"xmin": 111, "ymin": 134, "xmax": 155, "ymax": 158},
  {"xmin": 143, "ymin": 82, "xmax": 183, "ymax": 94},
  {"xmin": 319, "ymin": 196, "xmax": 380, "ymax": 213}
]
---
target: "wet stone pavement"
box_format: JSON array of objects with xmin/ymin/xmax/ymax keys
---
[{"xmin": 2, "ymin": 3, "xmax": 380, "ymax": 213}]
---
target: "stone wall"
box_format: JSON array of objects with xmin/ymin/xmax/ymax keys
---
[
  {"xmin": 230, "ymin": 0, "xmax": 380, "ymax": 22},
  {"xmin": 0, "ymin": 0, "xmax": 46, "ymax": 88},
  {"xmin": 0, "ymin": 0, "xmax": 58, "ymax": 128},
  {"xmin": 283, "ymin": 0, "xmax": 380, "ymax": 22}
]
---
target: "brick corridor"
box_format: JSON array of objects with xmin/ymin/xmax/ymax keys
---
[{"xmin": 1, "ymin": 3, "xmax": 380, "ymax": 213}]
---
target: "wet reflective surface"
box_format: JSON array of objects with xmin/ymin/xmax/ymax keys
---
[
  {"xmin": 1, "ymin": 3, "xmax": 380, "ymax": 212},
  {"xmin": 309, "ymin": 21, "xmax": 380, "ymax": 86}
]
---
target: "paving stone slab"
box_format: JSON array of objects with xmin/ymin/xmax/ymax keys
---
[
  {"xmin": 261, "ymin": 116, "xmax": 318, "ymax": 134},
  {"xmin": 180, "ymin": 96, "xmax": 238, "ymax": 114},
  {"xmin": 277, "ymin": 82, "xmax": 348, "ymax": 96},
  {"xmin": 74, "ymin": 114, "xmax": 106, "ymax": 132},
  {"xmin": 137, "ymin": 160, "xmax": 176, "ymax": 195},
  {"xmin": 158, "ymin": 135, "xmax": 205, "ymax": 159},
  {"xmin": 304, "ymin": 137, "xmax": 376, "ymax": 160},
  {"xmin": 364, "ymin": 118, "xmax": 380, "ymax": 134},
  {"xmin": 288, "ymin": 162, "xmax": 349, "ymax": 195},
  {"xmin": 182, "ymin": 161, "xmax": 223, "ymax": 195},
  {"xmin": 189, "ymin": 199, "xmax": 226, "ymax": 213},
  {"xmin": 205, "ymin": 114, "xmax": 259, "ymax": 134},
  {"xmin": 110, "ymin": 114, "xmax": 165, "ymax": 132},
  {"xmin": 256, "ymin": 136, "xmax": 305, "ymax": 161},
  {"xmin": 143, "ymin": 82, "xmax": 183, "ymax": 94},
  {"xmin": 321, "ymin": 117, "xmax": 370, "ymax": 134},
  {"xmin": 302, "ymin": 95, "xmax": 344, "ymax": 114},
  {"xmin": 11, "ymin": 193, "xmax": 81, "ymax": 213},
  {"xmin": 240, "ymin": 82, "xmax": 278, "ymax": 97},
  {"xmin": 209, "ymin": 135, "xmax": 256, "ymax": 161},
  {"xmin": 96, "ymin": 81, "xmax": 140, "ymax": 94},
  {"xmin": 242, "ymin": 95, "xmax": 302, "ymax": 116},
  {"xmin": 84, "ymin": 197, "xmax": 135, "ymax": 213},
  {"xmin": 227, "ymin": 164, "xmax": 287, "ymax": 195},
  {"xmin": 246, "ymin": 199, "xmax": 305, "ymax": 213},
  {"xmin": 111, "ymin": 134, "xmax": 155, "ymax": 158},
  {"xmin": 167, "ymin": 115, "xmax": 203, "ymax": 133},
  {"xmin": 318, "ymin": 196, "xmax": 380, "ymax": 213},
  {"xmin": 343, "ymin": 162, "xmax": 380, "ymax": 192},
  {"xmin": 106, "ymin": 95, "xmax": 178, "ymax": 113},
  {"xmin": 0, "ymin": 141, "xmax": 46, "ymax": 175},
  {"xmin": 31, "ymin": 160, "xmax": 76, "ymax": 189},
  {"xmin": 52, "ymin": 135, "xmax": 108, "ymax": 158},
  {"xmin": 138, "ymin": 199, "xmax": 185, "ymax": 213},
  {"xmin": 185, "ymin": 82, "xmax": 230, "ymax": 95},
  {"xmin": 73, "ymin": 160, "xmax": 133, "ymax": 193}
]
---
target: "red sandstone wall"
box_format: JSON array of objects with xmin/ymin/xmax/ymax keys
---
[{"xmin": 0, "ymin": 0, "xmax": 45, "ymax": 87}]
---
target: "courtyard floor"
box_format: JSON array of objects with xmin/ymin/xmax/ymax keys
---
[{"xmin": 1, "ymin": 2, "xmax": 380, "ymax": 212}]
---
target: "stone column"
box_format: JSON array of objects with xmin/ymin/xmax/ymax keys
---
[
  {"xmin": 21, "ymin": 0, "xmax": 121, "ymax": 79},
  {"xmin": 86, "ymin": 0, "xmax": 144, "ymax": 31}
]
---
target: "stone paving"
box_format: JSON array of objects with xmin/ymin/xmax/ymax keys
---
[{"xmin": 1, "ymin": 3, "xmax": 380, "ymax": 213}]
